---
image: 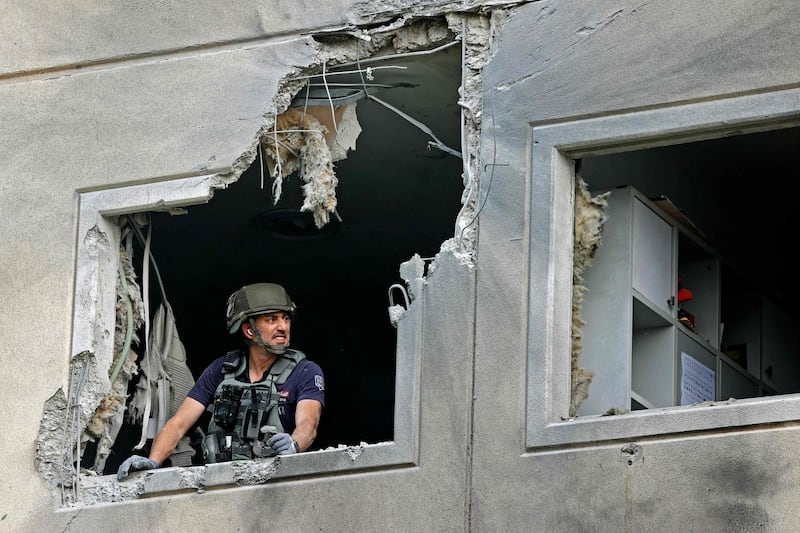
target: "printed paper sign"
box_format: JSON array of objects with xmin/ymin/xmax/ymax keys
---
[{"xmin": 681, "ymin": 351, "xmax": 715, "ymax": 405}]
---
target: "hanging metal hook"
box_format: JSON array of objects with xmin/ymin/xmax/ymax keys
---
[
  {"xmin": 387, "ymin": 283, "xmax": 411, "ymax": 328},
  {"xmin": 388, "ymin": 283, "xmax": 410, "ymax": 309}
]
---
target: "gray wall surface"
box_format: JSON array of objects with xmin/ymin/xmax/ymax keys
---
[
  {"xmin": 3, "ymin": 1, "xmax": 800, "ymax": 531},
  {"xmin": 474, "ymin": 1, "xmax": 800, "ymax": 532}
]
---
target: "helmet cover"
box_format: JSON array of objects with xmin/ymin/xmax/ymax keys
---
[{"xmin": 226, "ymin": 283, "xmax": 296, "ymax": 334}]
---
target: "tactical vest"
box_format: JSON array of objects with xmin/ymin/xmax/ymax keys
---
[{"xmin": 203, "ymin": 348, "xmax": 305, "ymax": 463}]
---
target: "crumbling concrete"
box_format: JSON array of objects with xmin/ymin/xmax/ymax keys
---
[
  {"xmin": 35, "ymin": 351, "xmax": 111, "ymax": 505},
  {"xmin": 260, "ymin": 16, "xmax": 475, "ymax": 231},
  {"xmin": 342, "ymin": 442, "xmax": 367, "ymax": 462},
  {"xmin": 447, "ymin": 13, "xmax": 496, "ymax": 266},
  {"xmin": 231, "ymin": 459, "xmax": 280, "ymax": 485},
  {"xmin": 35, "ymin": 388, "xmax": 73, "ymax": 491}
]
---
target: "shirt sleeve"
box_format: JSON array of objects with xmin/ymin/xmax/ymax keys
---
[
  {"xmin": 187, "ymin": 356, "xmax": 225, "ymax": 407},
  {"xmin": 294, "ymin": 360, "xmax": 326, "ymax": 406}
]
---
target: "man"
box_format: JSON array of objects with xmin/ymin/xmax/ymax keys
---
[{"xmin": 117, "ymin": 282, "xmax": 325, "ymax": 480}]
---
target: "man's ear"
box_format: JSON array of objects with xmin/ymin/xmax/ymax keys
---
[{"xmin": 242, "ymin": 321, "xmax": 253, "ymax": 339}]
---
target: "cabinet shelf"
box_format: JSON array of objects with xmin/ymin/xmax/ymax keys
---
[
  {"xmin": 630, "ymin": 390, "xmax": 656, "ymax": 410},
  {"xmin": 577, "ymin": 185, "xmax": 798, "ymax": 416}
]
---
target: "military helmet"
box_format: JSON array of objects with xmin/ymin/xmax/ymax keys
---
[{"xmin": 225, "ymin": 283, "xmax": 296, "ymax": 334}]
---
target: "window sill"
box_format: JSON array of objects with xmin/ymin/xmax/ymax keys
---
[{"xmin": 76, "ymin": 441, "xmax": 412, "ymax": 505}]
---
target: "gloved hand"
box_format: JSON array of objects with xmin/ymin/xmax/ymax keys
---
[
  {"xmin": 117, "ymin": 455, "xmax": 159, "ymax": 481},
  {"xmin": 267, "ymin": 432, "xmax": 298, "ymax": 455}
]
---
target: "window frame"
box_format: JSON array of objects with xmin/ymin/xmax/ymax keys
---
[
  {"xmin": 72, "ymin": 176, "xmax": 422, "ymax": 500},
  {"xmin": 526, "ymin": 87, "xmax": 800, "ymax": 450}
]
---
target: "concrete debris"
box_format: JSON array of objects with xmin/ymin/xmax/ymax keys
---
[
  {"xmin": 231, "ymin": 458, "xmax": 279, "ymax": 485},
  {"xmin": 89, "ymin": 244, "xmax": 143, "ymax": 474},
  {"xmin": 389, "ymin": 256, "xmax": 419, "ymax": 327},
  {"xmin": 80, "ymin": 475, "xmax": 148, "ymax": 505},
  {"xmin": 85, "ymin": 371, "xmax": 132, "ymax": 475},
  {"xmin": 179, "ymin": 469, "xmax": 206, "ymax": 490},
  {"xmin": 570, "ymin": 177, "xmax": 610, "ymax": 416},
  {"xmin": 36, "ymin": 351, "xmax": 114, "ymax": 504},
  {"xmin": 388, "ymin": 252, "xmax": 427, "ymax": 327},
  {"xmin": 342, "ymin": 442, "xmax": 367, "ymax": 462},
  {"xmin": 399, "ymin": 253, "xmax": 426, "ymax": 301},
  {"xmin": 447, "ymin": 13, "xmax": 494, "ymax": 264},
  {"xmin": 430, "ymin": 237, "xmax": 473, "ymax": 275},
  {"xmin": 82, "ymin": 224, "xmax": 110, "ymax": 260},
  {"xmin": 347, "ymin": 0, "xmax": 528, "ymax": 27},
  {"xmin": 390, "ymin": 17, "xmax": 452, "ymax": 52},
  {"xmin": 35, "ymin": 388, "xmax": 74, "ymax": 490},
  {"xmin": 388, "ymin": 304, "xmax": 407, "ymax": 327}
]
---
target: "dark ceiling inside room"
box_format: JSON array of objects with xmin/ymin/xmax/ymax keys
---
[{"xmin": 119, "ymin": 40, "xmax": 465, "ymax": 459}]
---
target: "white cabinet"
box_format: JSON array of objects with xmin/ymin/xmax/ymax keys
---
[
  {"xmin": 577, "ymin": 185, "xmax": 790, "ymax": 416},
  {"xmin": 632, "ymin": 198, "xmax": 673, "ymax": 315}
]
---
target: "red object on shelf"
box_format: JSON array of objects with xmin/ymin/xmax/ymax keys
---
[
  {"xmin": 677, "ymin": 276, "xmax": 694, "ymax": 303},
  {"xmin": 678, "ymin": 287, "xmax": 694, "ymax": 303}
]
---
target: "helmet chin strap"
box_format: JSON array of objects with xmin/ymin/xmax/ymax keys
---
[{"xmin": 247, "ymin": 318, "xmax": 289, "ymax": 355}]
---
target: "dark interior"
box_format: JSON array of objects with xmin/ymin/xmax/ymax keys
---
[{"xmin": 96, "ymin": 40, "xmax": 464, "ymax": 473}]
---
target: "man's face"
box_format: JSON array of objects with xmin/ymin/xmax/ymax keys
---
[{"xmin": 253, "ymin": 311, "xmax": 292, "ymax": 347}]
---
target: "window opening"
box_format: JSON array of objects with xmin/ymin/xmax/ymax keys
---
[
  {"xmin": 79, "ymin": 35, "xmax": 466, "ymax": 478},
  {"xmin": 574, "ymin": 126, "xmax": 800, "ymax": 417},
  {"xmin": 37, "ymin": 14, "xmax": 496, "ymax": 505},
  {"xmin": 526, "ymin": 88, "xmax": 800, "ymax": 450}
]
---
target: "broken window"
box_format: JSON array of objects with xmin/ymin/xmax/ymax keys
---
[
  {"xmin": 527, "ymin": 88, "xmax": 800, "ymax": 449},
  {"xmin": 96, "ymin": 47, "xmax": 463, "ymax": 473},
  {"xmin": 38, "ymin": 16, "xmax": 489, "ymax": 505}
]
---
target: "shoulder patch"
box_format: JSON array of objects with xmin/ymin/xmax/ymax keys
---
[{"xmin": 314, "ymin": 375, "xmax": 325, "ymax": 391}]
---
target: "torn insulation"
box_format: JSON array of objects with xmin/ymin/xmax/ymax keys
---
[
  {"xmin": 260, "ymin": 100, "xmax": 363, "ymax": 228},
  {"xmin": 570, "ymin": 176, "xmax": 610, "ymax": 416},
  {"xmin": 87, "ymin": 242, "xmax": 144, "ymax": 474}
]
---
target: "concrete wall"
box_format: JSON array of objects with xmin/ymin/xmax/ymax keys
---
[
  {"xmin": 0, "ymin": 2, "xmax": 479, "ymax": 531},
  {"xmin": 474, "ymin": 1, "xmax": 800, "ymax": 532},
  {"xmin": 4, "ymin": 0, "xmax": 800, "ymax": 531}
]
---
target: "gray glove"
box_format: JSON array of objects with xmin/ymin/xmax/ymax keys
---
[
  {"xmin": 117, "ymin": 455, "xmax": 158, "ymax": 481},
  {"xmin": 267, "ymin": 432, "xmax": 298, "ymax": 455}
]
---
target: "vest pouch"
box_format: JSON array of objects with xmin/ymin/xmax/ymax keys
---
[
  {"xmin": 202, "ymin": 433, "xmax": 221, "ymax": 464},
  {"xmin": 240, "ymin": 386, "xmax": 272, "ymax": 441},
  {"xmin": 213, "ymin": 384, "xmax": 242, "ymax": 430},
  {"xmin": 241, "ymin": 406, "xmax": 265, "ymax": 441}
]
